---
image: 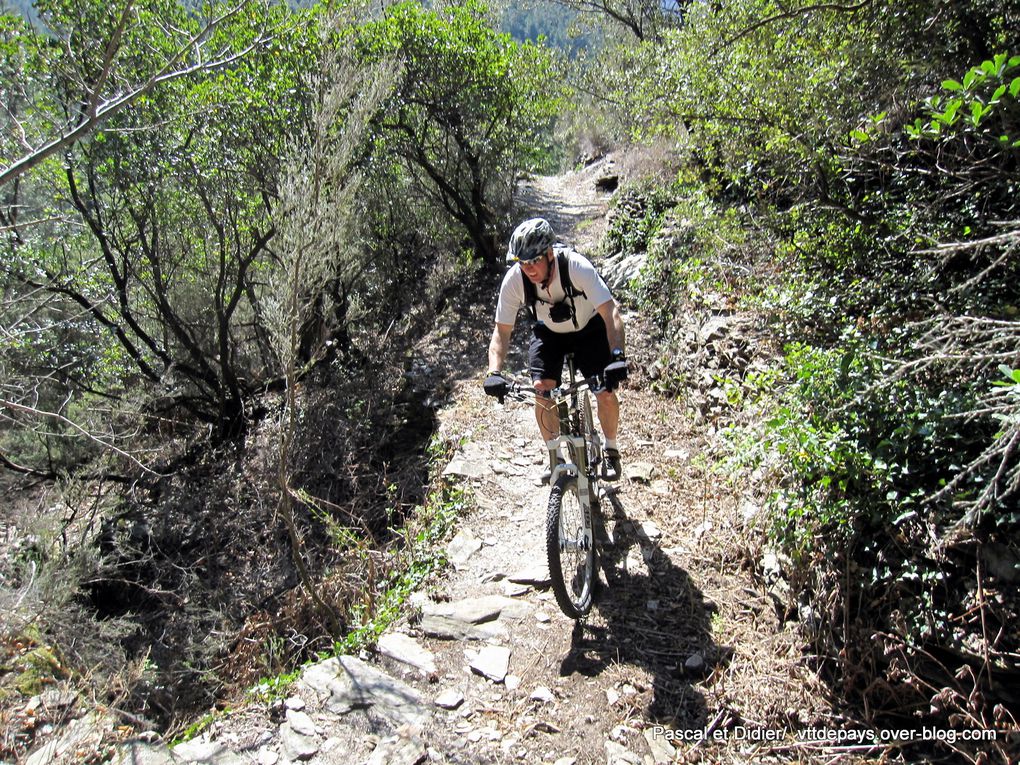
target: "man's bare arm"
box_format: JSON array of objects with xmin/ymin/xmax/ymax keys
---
[
  {"xmin": 596, "ymin": 299, "xmax": 626, "ymax": 354},
  {"xmin": 488, "ymin": 323, "xmax": 514, "ymax": 372}
]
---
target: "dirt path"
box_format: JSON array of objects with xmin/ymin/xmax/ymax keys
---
[{"xmin": 380, "ymin": 160, "xmax": 836, "ymax": 764}]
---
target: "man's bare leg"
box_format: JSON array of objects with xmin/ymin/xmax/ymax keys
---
[
  {"xmin": 534, "ymin": 378, "xmax": 560, "ymax": 482},
  {"xmin": 595, "ymin": 390, "xmax": 619, "ymax": 442},
  {"xmin": 596, "ymin": 390, "xmax": 622, "ymax": 480}
]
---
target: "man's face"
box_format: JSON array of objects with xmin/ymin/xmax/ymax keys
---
[{"xmin": 520, "ymin": 249, "xmax": 552, "ymax": 284}]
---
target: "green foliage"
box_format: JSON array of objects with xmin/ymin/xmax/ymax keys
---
[
  {"xmin": 604, "ymin": 178, "xmax": 748, "ymax": 325},
  {"xmin": 599, "ymin": 2, "xmax": 1020, "ymax": 738},
  {"xmin": 721, "ymin": 329, "xmax": 998, "ymax": 657},
  {"xmin": 601, "ymin": 182, "xmax": 678, "ymax": 257},
  {"xmin": 335, "ymin": 479, "xmax": 467, "ymax": 656},
  {"xmin": 905, "ymin": 53, "xmax": 1020, "ymax": 143},
  {"xmin": 352, "ymin": 1, "xmax": 560, "ymax": 264},
  {"xmin": 2, "ymin": 0, "xmax": 339, "ymax": 445},
  {"xmin": 172, "ymin": 709, "xmax": 226, "ymax": 746}
]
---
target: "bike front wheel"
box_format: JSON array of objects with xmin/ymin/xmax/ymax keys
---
[{"xmin": 546, "ymin": 474, "xmax": 596, "ymax": 618}]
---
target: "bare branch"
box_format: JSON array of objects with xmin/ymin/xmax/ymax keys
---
[
  {"xmin": 0, "ymin": 1, "xmax": 264, "ymax": 188},
  {"xmin": 719, "ymin": 1, "xmax": 871, "ymax": 51},
  {"xmin": 0, "ymin": 398, "xmax": 164, "ymax": 476},
  {"xmin": 0, "ymin": 450, "xmax": 54, "ymax": 477},
  {"xmin": 87, "ymin": 1, "xmax": 136, "ymax": 122}
]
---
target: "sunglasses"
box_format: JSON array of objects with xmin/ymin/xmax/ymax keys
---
[{"xmin": 517, "ymin": 252, "xmax": 547, "ymax": 266}]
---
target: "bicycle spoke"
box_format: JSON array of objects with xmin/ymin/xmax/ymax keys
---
[{"xmin": 547, "ymin": 474, "xmax": 596, "ymax": 618}]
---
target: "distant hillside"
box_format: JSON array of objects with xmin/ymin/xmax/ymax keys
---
[
  {"xmin": 500, "ymin": 0, "xmax": 596, "ymax": 57},
  {"xmin": 3, "ymin": 0, "xmax": 39, "ymax": 24}
]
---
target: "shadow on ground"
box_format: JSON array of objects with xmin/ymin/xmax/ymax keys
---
[{"xmin": 559, "ymin": 489, "xmax": 729, "ymax": 730}]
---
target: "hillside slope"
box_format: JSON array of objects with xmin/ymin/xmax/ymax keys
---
[{"xmin": 33, "ymin": 157, "xmax": 862, "ymax": 765}]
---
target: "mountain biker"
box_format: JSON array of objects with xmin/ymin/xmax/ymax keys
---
[{"xmin": 483, "ymin": 217, "xmax": 628, "ymax": 482}]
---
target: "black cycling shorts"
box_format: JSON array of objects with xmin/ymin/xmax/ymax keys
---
[{"xmin": 529, "ymin": 314, "xmax": 611, "ymax": 386}]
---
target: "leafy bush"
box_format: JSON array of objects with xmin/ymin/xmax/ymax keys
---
[
  {"xmin": 352, "ymin": 0, "xmax": 560, "ymax": 265},
  {"xmin": 607, "ymin": 0, "xmax": 1020, "ymax": 745}
]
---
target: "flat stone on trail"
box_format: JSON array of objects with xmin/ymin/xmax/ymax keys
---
[
  {"xmin": 110, "ymin": 741, "xmax": 179, "ymax": 765},
  {"xmin": 446, "ymin": 528, "xmax": 483, "ymax": 567},
  {"xmin": 172, "ymin": 738, "xmax": 245, "ymax": 764},
  {"xmin": 638, "ymin": 520, "xmax": 661, "ymax": 540},
  {"xmin": 364, "ymin": 733, "xmax": 427, "ymax": 765},
  {"xmin": 625, "ymin": 462, "xmax": 655, "ymax": 483},
  {"xmin": 470, "ymin": 646, "xmax": 511, "ymax": 682},
  {"xmin": 420, "ymin": 596, "xmax": 531, "ymax": 640},
  {"xmin": 377, "ymin": 631, "xmax": 437, "ymax": 675},
  {"xmin": 684, "ymin": 653, "xmax": 707, "ymax": 676},
  {"xmin": 442, "ymin": 458, "xmax": 488, "ymax": 480},
  {"xmin": 643, "ymin": 726, "xmax": 677, "ymax": 763},
  {"xmin": 530, "ymin": 686, "xmax": 555, "ymax": 704},
  {"xmin": 280, "ymin": 723, "xmax": 319, "ymax": 761},
  {"xmin": 508, "ymin": 564, "xmax": 551, "ymax": 586},
  {"xmin": 297, "ymin": 656, "xmax": 430, "ymax": 727},
  {"xmin": 285, "ymin": 708, "xmax": 316, "ymax": 736},
  {"xmin": 503, "ymin": 581, "xmax": 530, "ymax": 597},
  {"xmin": 434, "ymin": 689, "xmax": 465, "ymax": 709},
  {"xmin": 422, "ymin": 614, "xmax": 506, "ymax": 641},
  {"xmin": 604, "ymin": 740, "xmax": 643, "ymax": 765}
]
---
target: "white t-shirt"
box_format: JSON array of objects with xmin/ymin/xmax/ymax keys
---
[{"xmin": 494, "ymin": 248, "xmax": 613, "ymax": 334}]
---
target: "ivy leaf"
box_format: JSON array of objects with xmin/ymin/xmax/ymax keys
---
[
  {"xmin": 941, "ymin": 99, "xmax": 962, "ymax": 123},
  {"xmin": 970, "ymin": 101, "xmax": 987, "ymax": 124},
  {"xmin": 995, "ymin": 364, "xmax": 1020, "ymax": 385}
]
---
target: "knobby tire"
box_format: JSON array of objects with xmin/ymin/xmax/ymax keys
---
[{"xmin": 546, "ymin": 474, "xmax": 596, "ymax": 618}]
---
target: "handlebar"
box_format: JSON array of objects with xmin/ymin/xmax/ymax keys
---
[{"xmin": 497, "ymin": 373, "xmax": 605, "ymax": 405}]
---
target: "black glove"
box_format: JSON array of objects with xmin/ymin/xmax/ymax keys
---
[
  {"xmin": 483, "ymin": 371, "xmax": 509, "ymax": 398},
  {"xmin": 603, "ymin": 350, "xmax": 628, "ymax": 391}
]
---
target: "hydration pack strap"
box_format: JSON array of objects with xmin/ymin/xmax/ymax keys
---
[{"xmin": 522, "ymin": 248, "xmax": 586, "ymax": 328}]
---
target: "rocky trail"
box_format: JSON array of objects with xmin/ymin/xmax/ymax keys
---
[{"xmin": 29, "ymin": 158, "xmax": 844, "ymax": 765}]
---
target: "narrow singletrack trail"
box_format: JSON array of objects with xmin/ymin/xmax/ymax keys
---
[
  {"xmin": 386, "ymin": 160, "xmax": 839, "ymax": 764},
  {"xmin": 167, "ymin": 160, "xmax": 849, "ymax": 765}
]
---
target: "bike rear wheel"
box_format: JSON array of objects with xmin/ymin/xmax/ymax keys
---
[{"xmin": 546, "ymin": 474, "xmax": 596, "ymax": 618}]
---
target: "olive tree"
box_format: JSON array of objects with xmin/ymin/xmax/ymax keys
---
[
  {"xmin": 353, "ymin": 1, "xmax": 559, "ymax": 266},
  {"xmin": 1, "ymin": 0, "xmax": 316, "ymax": 456}
]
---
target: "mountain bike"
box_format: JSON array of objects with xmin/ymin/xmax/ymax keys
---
[{"xmin": 500, "ymin": 354, "xmax": 607, "ymax": 618}]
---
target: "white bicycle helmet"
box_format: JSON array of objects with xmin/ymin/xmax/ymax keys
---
[{"xmin": 507, "ymin": 218, "xmax": 555, "ymax": 264}]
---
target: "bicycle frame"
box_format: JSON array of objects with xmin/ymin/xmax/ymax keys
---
[{"xmin": 548, "ymin": 356, "xmax": 599, "ymax": 527}]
